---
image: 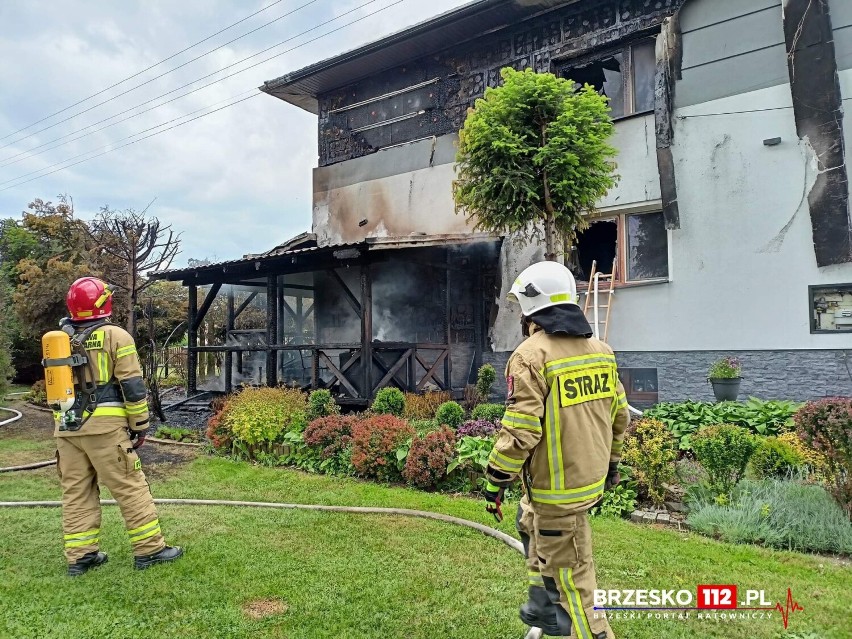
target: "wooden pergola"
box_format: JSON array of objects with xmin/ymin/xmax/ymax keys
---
[{"xmin": 151, "ymin": 235, "xmax": 499, "ymax": 404}]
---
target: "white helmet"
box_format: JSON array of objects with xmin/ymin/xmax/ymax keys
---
[{"xmin": 508, "ymin": 261, "xmax": 578, "ymax": 317}]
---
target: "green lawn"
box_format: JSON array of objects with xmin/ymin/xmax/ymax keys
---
[{"xmin": 0, "ymin": 455, "xmax": 850, "ymax": 639}]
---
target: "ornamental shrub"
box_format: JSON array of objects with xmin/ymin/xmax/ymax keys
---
[
  {"xmin": 471, "ymin": 403, "xmax": 505, "ymax": 423},
  {"xmin": 475, "ymin": 364, "xmax": 497, "ymax": 400},
  {"xmin": 403, "ymin": 426, "xmax": 457, "ymax": 488},
  {"xmin": 371, "ymin": 387, "xmax": 406, "ymax": 416},
  {"xmin": 749, "ymin": 437, "xmax": 805, "ymax": 480},
  {"xmin": 436, "ymin": 401, "xmax": 465, "ymax": 428},
  {"xmin": 621, "ymin": 418, "xmax": 677, "ymax": 507},
  {"xmin": 687, "ymin": 478, "xmax": 852, "ymax": 554},
  {"xmin": 403, "ymin": 391, "xmax": 452, "ymax": 420},
  {"xmin": 776, "ymin": 432, "xmax": 833, "ymax": 482},
  {"xmin": 222, "ymin": 387, "xmax": 307, "ymax": 445},
  {"xmin": 304, "ymin": 415, "xmax": 357, "ymax": 474},
  {"xmin": 307, "ymin": 389, "xmax": 340, "ymax": 421},
  {"xmin": 457, "ymin": 419, "xmax": 501, "ymax": 438},
  {"xmin": 351, "ymin": 414, "xmax": 416, "ymax": 482},
  {"xmin": 691, "ymin": 424, "xmax": 757, "ymax": 496},
  {"xmin": 206, "ymin": 410, "xmax": 231, "ymax": 453},
  {"xmin": 795, "ymin": 398, "xmax": 852, "ymax": 516}
]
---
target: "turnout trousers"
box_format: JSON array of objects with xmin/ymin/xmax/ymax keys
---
[
  {"xmin": 56, "ymin": 428, "xmax": 165, "ymax": 563},
  {"xmin": 533, "ymin": 510, "xmax": 614, "ymax": 639}
]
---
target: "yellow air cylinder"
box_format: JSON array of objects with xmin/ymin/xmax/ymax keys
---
[{"xmin": 42, "ymin": 331, "xmax": 76, "ymax": 412}]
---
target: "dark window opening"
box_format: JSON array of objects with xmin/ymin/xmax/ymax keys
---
[
  {"xmin": 810, "ymin": 284, "xmax": 852, "ymax": 333},
  {"xmin": 568, "ymin": 54, "xmax": 625, "ymax": 119},
  {"xmin": 559, "ymin": 38, "xmax": 657, "ymax": 119},
  {"xmin": 626, "ymin": 211, "xmax": 668, "ymax": 281},
  {"xmin": 574, "ymin": 220, "xmax": 617, "ymax": 282},
  {"xmin": 618, "ymin": 367, "xmax": 659, "ymax": 407}
]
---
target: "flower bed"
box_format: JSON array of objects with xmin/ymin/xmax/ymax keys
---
[{"xmin": 203, "ymin": 384, "xmax": 851, "ymax": 554}]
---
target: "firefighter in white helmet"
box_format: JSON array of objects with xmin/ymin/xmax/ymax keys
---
[{"xmin": 484, "ymin": 261, "xmax": 629, "ymax": 639}]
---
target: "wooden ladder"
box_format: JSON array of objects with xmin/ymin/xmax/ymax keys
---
[{"xmin": 582, "ymin": 259, "xmax": 617, "ymax": 341}]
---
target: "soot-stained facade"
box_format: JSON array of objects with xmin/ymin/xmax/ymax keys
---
[{"xmin": 160, "ymin": 0, "xmax": 852, "ymax": 404}]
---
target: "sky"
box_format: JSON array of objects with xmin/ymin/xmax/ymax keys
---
[{"xmin": 0, "ymin": 0, "xmax": 469, "ymax": 267}]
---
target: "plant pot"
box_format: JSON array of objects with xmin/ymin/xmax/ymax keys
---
[{"xmin": 709, "ymin": 377, "xmax": 741, "ymax": 402}]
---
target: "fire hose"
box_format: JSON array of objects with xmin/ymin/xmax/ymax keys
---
[{"xmin": 0, "ymin": 498, "xmax": 542, "ymax": 637}]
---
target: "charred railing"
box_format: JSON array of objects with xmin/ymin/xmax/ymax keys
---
[{"xmin": 191, "ymin": 342, "xmax": 452, "ymax": 403}]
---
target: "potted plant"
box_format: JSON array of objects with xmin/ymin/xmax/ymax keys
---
[{"xmin": 708, "ymin": 356, "xmax": 742, "ymax": 402}]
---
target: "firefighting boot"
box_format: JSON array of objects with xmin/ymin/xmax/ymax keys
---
[
  {"xmin": 67, "ymin": 551, "xmax": 108, "ymax": 577},
  {"xmin": 134, "ymin": 545, "xmax": 184, "ymax": 570},
  {"xmin": 520, "ymin": 585, "xmax": 573, "ymax": 637}
]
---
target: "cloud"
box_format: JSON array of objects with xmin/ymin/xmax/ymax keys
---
[{"xmin": 0, "ymin": 0, "xmax": 469, "ymax": 265}]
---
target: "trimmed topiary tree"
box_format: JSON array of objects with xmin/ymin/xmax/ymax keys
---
[{"xmin": 372, "ymin": 387, "xmax": 406, "ymax": 417}]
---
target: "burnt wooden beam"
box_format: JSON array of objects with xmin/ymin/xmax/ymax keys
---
[
  {"xmin": 361, "ymin": 264, "xmax": 373, "ymax": 399},
  {"xmin": 444, "ymin": 251, "xmax": 452, "ymax": 389},
  {"xmin": 191, "ymin": 283, "xmax": 222, "ymax": 332},
  {"xmin": 327, "ymin": 269, "xmax": 362, "ymax": 318},
  {"xmin": 225, "ymin": 288, "xmax": 235, "ymax": 394},
  {"xmin": 319, "ymin": 351, "xmax": 360, "ymax": 398},
  {"xmin": 783, "ymin": 0, "xmax": 852, "ymax": 266},
  {"xmin": 303, "ymin": 302, "xmax": 315, "ymax": 319},
  {"xmin": 295, "ymin": 296, "xmax": 304, "ymax": 345},
  {"xmin": 372, "ymin": 351, "xmax": 410, "ymax": 393},
  {"xmin": 187, "ymin": 285, "xmax": 198, "ymax": 394},
  {"xmin": 281, "ymin": 298, "xmax": 297, "ymax": 321},
  {"xmin": 266, "ymin": 277, "xmax": 278, "ymax": 387},
  {"xmin": 654, "ymin": 14, "xmax": 682, "ymax": 230},
  {"xmin": 416, "ymin": 349, "xmax": 449, "ymax": 391},
  {"xmin": 234, "ymin": 292, "xmax": 258, "ymax": 319}
]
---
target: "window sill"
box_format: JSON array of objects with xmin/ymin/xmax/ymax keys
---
[
  {"xmin": 577, "ymin": 278, "xmax": 670, "ymax": 292},
  {"xmin": 611, "ymin": 109, "xmax": 655, "ymax": 124}
]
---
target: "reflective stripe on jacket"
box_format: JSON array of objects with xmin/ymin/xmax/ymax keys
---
[
  {"xmin": 54, "ymin": 323, "xmax": 150, "ymax": 437},
  {"xmin": 486, "ymin": 325, "xmax": 630, "ymax": 516}
]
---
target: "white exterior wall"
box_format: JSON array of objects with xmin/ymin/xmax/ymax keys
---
[{"xmin": 310, "ymin": 0, "xmax": 852, "ymax": 356}]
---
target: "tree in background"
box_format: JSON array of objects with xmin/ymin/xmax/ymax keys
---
[
  {"xmin": 0, "ymin": 273, "xmax": 15, "ymax": 396},
  {"xmin": 87, "ymin": 205, "xmax": 181, "ymax": 337},
  {"xmin": 1, "ymin": 197, "xmax": 96, "ymax": 381},
  {"xmin": 454, "ymin": 68, "xmax": 618, "ymax": 260}
]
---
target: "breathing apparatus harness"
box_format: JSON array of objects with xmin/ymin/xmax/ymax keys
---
[{"xmin": 42, "ymin": 319, "xmax": 113, "ymax": 432}]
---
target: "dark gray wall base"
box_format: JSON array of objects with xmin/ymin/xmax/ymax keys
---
[{"xmin": 483, "ymin": 349, "xmax": 852, "ymax": 403}]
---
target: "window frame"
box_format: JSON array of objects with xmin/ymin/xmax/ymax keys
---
[
  {"xmin": 809, "ymin": 283, "xmax": 852, "ymax": 334},
  {"xmin": 554, "ymin": 36, "xmax": 658, "ymax": 121},
  {"xmin": 573, "ymin": 208, "xmax": 670, "ymax": 290},
  {"xmin": 618, "ymin": 367, "xmax": 660, "ymax": 406}
]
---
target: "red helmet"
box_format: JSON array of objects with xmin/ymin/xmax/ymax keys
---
[{"xmin": 67, "ymin": 277, "xmax": 113, "ymax": 321}]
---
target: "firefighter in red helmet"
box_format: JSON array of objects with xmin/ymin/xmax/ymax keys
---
[{"xmin": 54, "ymin": 277, "xmax": 183, "ymax": 576}]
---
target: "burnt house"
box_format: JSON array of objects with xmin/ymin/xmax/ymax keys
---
[{"xmin": 155, "ymin": 0, "xmax": 852, "ymax": 404}]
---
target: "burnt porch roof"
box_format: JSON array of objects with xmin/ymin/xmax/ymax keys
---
[
  {"xmin": 260, "ymin": 0, "xmax": 575, "ymax": 114},
  {"xmin": 149, "ymin": 233, "xmax": 498, "ymax": 285}
]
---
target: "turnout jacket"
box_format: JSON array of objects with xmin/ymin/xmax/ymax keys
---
[
  {"xmin": 54, "ymin": 322, "xmax": 150, "ymax": 437},
  {"xmin": 486, "ymin": 322, "xmax": 630, "ymax": 516}
]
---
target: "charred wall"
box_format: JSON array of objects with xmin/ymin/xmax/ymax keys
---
[
  {"xmin": 317, "ymin": 0, "xmax": 685, "ymax": 167},
  {"xmin": 783, "ymin": 0, "xmax": 852, "ymax": 266}
]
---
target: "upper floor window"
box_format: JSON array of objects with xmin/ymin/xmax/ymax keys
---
[
  {"xmin": 558, "ymin": 38, "xmax": 657, "ymax": 119},
  {"xmin": 570, "ymin": 210, "xmax": 669, "ymax": 286}
]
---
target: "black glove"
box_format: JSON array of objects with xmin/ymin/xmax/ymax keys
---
[
  {"xmin": 129, "ymin": 430, "xmax": 147, "ymax": 449},
  {"xmin": 484, "ymin": 481, "xmax": 505, "ymax": 522},
  {"xmin": 605, "ymin": 461, "xmax": 621, "ymax": 491}
]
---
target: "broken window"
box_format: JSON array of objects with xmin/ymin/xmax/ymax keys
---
[
  {"xmin": 569, "ymin": 54, "xmax": 625, "ymax": 119},
  {"xmin": 570, "ymin": 210, "xmax": 669, "ymax": 285},
  {"xmin": 810, "ymin": 284, "xmax": 852, "ymax": 333},
  {"xmin": 627, "ymin": 211, "xmax": 668, "ymax": 281},
  {"xmin": 560, "ymin": 38, "xmax": 657, "ymax": 119},
  {"xmin": 573, "ymin": 220, "xmax": 618, "ymax": 282}
]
